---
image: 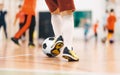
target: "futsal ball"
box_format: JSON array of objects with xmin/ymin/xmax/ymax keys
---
[
  {"xmin": 42, "ymin": 37, "xmax": 60, "ymax": 57},
  {"xmin": 101, "ymin": 37, "xmax": 106, "ymax": 43}
]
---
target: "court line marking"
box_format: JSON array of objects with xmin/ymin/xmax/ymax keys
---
[
  {"xmin": 0, "ymin": 68, "xmax": 119, "ymax": 75},
  {"xmin": 0, "ymin": 54, "xmax": 33, "ymax": 59}
]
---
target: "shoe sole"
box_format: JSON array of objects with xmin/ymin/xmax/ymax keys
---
[
  {"xmin": 29, "ymin": 45, "xmax": 35, "ymax": 48},
  {"xmin": 62, "ymin": 54, "xmax": 79, "ymax": 61},
  {"xmin": 109, "ymin": 40, "xmax": 114, "ymax": 44},
  {"xmin": 11, "ymin": 38, "xmax": 20, "ymax": 46},
  {"xmin": 51, "ymin": 41, "xmax": 64, "ymax": 56}
]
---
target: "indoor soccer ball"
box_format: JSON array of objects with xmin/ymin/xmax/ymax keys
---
[
  {"xmin": 101, "ymin": 37, "xmax": 106, "ymax": 43},
  {"xmin": 42, "ymin": 37, "xmax": 60, "ymax": 57}
]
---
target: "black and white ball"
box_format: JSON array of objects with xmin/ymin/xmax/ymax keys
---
[{"xmin": 42, "ymin": 37, "xmax": 57, "ymax": 57}]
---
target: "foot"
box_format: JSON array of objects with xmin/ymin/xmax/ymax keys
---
[
  {"xmin": 28, "ymin": 42, "xmax": 35, "ymax": 48},
  {"xmin": 11, "ymin": 37, "xmax": 20, "ymax": 45},
  {"xmin": 109, "ymin": 39, "xmax": 114, "ymax": 44},
  {"xmin": 51, "ymin": 35, "xmax": 64, "ymax": 56},
  {"xmin": 62, "ymin": 47, "xmax": 79, "ymax": 61}
]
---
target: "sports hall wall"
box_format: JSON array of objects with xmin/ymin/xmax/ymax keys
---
[{"xmin": 0, "ymin": 0, "xmax": 120, "ymax": 40}]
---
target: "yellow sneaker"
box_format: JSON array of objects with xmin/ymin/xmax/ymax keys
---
[
  {"xmin": 62, "ymin": 47, "xmax": 79, "ymax": 61},
  {"xmin": 28, "ymin": 42, "xmax": 35, "ymax": 48}
]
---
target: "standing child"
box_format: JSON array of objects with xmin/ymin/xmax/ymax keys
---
[
  {"xmin": 45, "ymin": 0, "xmax": 79, "ymax": 61},
  {"xmin": 106, "ymin": 9, "xmax": 116, "ymax": 43},
  {"xmin": 0, "ymin": 4, "xmax": 8, "ymax": 39},
  {"xmin": 93, "ymin": 20, "xmax": 99, "ymax": 41},
  {"xmin": 83, "ymin": 19, "xmax": 90, "ymax": 41}
]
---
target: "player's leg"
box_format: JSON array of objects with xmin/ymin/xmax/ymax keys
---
[
  {"xmin": 45, "ymin": 0, "xmax": 64, "ymax": 55},
  {"xmin": 3, "ymin": 22, "xmax": 8, "ymax": 39},
  {"xmin": 11, "ymin": 14, "xmax": 32, "ymax": 45},
  {"xmin": 45, "ymin": 0, "xmax": 62, "ymax": 37},
  {"xmin": 28, "ymin": 15, "xmax": 36, "ymax": 47},
  {"xmin": 58, "ymin": 0, "xmax": 79, "ymax": 61},
  {"xmin": 19, "ymin": 15, "xmax": 27, "ymax": 42},
  {"xmin": 107, "ymin": 30, "xmax": 114, "ymax": 43},
  {"xmin": 19, "ymin": 24, "xmax": 26, "ymax": 42},
  {"xmin": 84, "ymin": 29, "xmax": 89, "ymax": 41},
  {"xmin": 61, "ymin": 12, "xmax": 79, "ymax": 61},
  {"xmin": 95, "ymin": 32, "xmax": 98, "ymax": 41},
  {"xmin": 107, "ymin": 30, "xmax": 112, "ymax": 40}
]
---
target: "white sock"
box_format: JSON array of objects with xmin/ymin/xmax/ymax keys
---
[
  {"xmin": 61, "ymin": 14, "xmax": 74, "ymax": 50},
  {"xmin": 51, "ymin": 14, "xmax": 62, "ymax": 37}
]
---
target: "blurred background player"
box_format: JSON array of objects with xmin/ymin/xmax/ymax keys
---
[
  {"xmin": 83, "ymin": 18, "xmax": 90, "ymax": 42},
  {"xmin": 11, "ymin": 0, "xmax": 36, "ymax": 47},
  {"xmin": 0, "ymin": 3, "xmax": 8, "ymax": 39},
  {"xmin": 45, "ymin": 0, "xmax": 79, "ymax": 61},
  {"xmin": 93, "ymin": 20, "xmax": 99, "ymax": 41},
  {"xmin": 14, "ymin": 5, "xmax": 26, "ymax": 43},
  {"xmin": 106, "ymin": 9, "xmax": 116, "ymax": 44}
]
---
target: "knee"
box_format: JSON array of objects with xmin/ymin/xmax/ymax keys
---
[
  {"xmin": 51, "ymin": 9, "xmax": 73, "ymax": 16},
  {"xmin": 60, "ymin": 10, "xmax": 73, "ymax": 16},
  {"xmin": 51, "ymin": 8, "xmax": 60, "ymax": 14}
]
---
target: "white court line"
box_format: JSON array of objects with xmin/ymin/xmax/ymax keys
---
[
  {"xmin": 0, "ymin": 68, "xmax": 119, "ymax": 75},
  {"xmin": 0, "ymin": 54, "xmax": 33, "ymax": 59}
]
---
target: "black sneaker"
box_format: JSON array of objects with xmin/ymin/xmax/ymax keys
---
[
  {"xmin": 109, "ymin": 39, "xmax": 114, "ymax": 44},
  {"xmin": 28, "ymin": 42, "xmax": 35, "ymax": 48},
  {"xmin": 51, "ymin": 35, "xmax": 64, "ymax": 56},
  {"xmin": 62, "ymin": 47, "xmax": 79, "ymax": 61},
  {"xmin": 11, "ymin": 37, "xmax": 20, "ymax": 45}
]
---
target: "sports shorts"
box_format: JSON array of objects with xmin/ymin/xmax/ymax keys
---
[
  {"xmin": 45, "ymin": 0, "xmax": 75, "ymax": 12},
  {"xmin": 108, "ymin": 30, "xmax": 114, "ymax": 34}
]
